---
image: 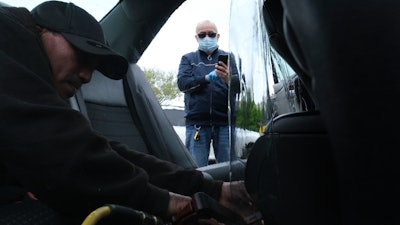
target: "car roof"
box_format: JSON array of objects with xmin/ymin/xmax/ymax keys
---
[{"xmin": 101, "ymin": 0, "xmax": 186, "ymax": 63}]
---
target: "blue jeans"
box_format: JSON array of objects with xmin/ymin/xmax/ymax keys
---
[{"xmin": 186, "ymin": 125, "xmax": 236, "ymax": 166}]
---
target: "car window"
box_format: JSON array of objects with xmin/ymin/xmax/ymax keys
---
[
  {"xmin": 137, "ymin": 0, "xmax": 232, "ymax": 164},
  {"xmin": 229, "ymin": 0, "xmax": 306, "ymax": 166},
  {"xmin": 138, "ymin": 0, "xmax": 305, "ymax": 166},
  {"xmin": 228, "ymin": 0, "xmax": 267, "ymax": 163}
]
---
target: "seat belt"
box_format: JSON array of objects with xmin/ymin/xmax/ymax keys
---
[
  {"xmin": 69, "ymin": 89, "xmax": 91, "ymax": 125},
  {"xmin": 122, "ymin": 76, "xmax": 155, "ymax": 155}
]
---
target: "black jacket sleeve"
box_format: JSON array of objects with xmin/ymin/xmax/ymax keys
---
[{"xmin": 111, "ymin": 141, "xmax": 223, "ymax": 199}]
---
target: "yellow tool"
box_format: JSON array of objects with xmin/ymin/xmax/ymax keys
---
[
  {"xmin": 81, "ymin": 206, "xmax": 111, "ymax": 225},
  {"xmin": 81, "ymin": 204, "xmax": 163, "ymax": 225}
]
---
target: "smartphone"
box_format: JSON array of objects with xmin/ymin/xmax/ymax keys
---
[{"xmin": 218, "ymin": 54, "xmax": 229, "ymax": 65}]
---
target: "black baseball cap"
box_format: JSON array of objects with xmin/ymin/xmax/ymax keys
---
[{"xmin": 31, "ymin": 1, "xmax": 128, "ymax": 80}]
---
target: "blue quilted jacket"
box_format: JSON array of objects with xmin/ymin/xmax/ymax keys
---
[{"xmin": 177, "ymin": 48, "xmax": 240, "ymax": 126}]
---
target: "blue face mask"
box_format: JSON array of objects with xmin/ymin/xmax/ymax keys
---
[{"xmin": 198, "ymin": 37, "xmax": 218, "ymax": 53}]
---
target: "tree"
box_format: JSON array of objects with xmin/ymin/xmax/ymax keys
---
[
  {"xmin": 143, "ymin": 68, "xmax": 182, "ymax": 104},
  {"xmin": 236, "ymin": 90, "xmax": 264, "ymax": 132}
]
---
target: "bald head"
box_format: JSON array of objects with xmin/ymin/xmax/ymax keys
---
[
  {"xmin": 195, "ymin": 20, "xmax": 220, "ymax": 54},
  {"xmin": 195, "ymin": 20, "xmax": 218, "ymax": 34}
]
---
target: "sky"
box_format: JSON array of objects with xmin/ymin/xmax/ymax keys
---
[
  {"xmin": 2, "ymin": 0, "xmax": 231, "ymax": 74},
  {"xmin": 137, "ymin": 0, "xmax": 231, "ymax": 73}
]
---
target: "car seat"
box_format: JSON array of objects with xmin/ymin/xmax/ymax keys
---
[
  {"xmin": 245, "ymin": 111, "xmax": 339, "ymax": 225},
  {"xmin": 260, "ymin": 0, "xmax": 400, "ymax": 224},
  {"xmin": 76, "ymin": 64, "xmax": 197, "ymax": 169},
  {"xmin": 70, "ymin": 64, "xmax": 245, "ymax": 181}
]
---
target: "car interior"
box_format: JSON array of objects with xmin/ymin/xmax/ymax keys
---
[
  {"xmin": 67, "ymin": 0, "xmax": 338, "ymax": 223},
  {"xmin": 2, "ymin": 0, "xmax": 399, "ymax": 224},
  {"xmin": 67, "ymin": 0, "xmax": 248, "ymax": 182}
]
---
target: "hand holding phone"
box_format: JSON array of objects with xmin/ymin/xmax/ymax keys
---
[
  {"xmin": 215, "ymin": 54, "xmax": 229, "ymax": 83},
  {"xmin": 218, "ymin": 54, "xmax": 228, "ymax": 66}
]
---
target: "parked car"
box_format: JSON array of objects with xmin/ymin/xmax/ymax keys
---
[{"xmin": 2, "ymin": 0, "xmax": 399, "ymax": 224}]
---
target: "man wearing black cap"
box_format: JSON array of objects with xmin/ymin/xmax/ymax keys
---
[{"xmin": 0, "ymin": 1, "xmax": 253, "ymax": 224}]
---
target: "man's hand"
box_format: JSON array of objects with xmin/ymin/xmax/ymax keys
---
[
  {"xmin": 219, "ymin": 181, "xmax": 252, "ymax": 206},
  {"xmin": 219, "ymin": 181, "xmax": 262, "ymax": 224},
  {"xmin": 215, "ymin": 61, "xmax": 229, "ymax": 83},
  {"xmin": 167, "ymin": 192, "xmax": 192, "ymax": 218}
]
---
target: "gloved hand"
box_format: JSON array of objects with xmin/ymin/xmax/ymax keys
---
[{"xmin": 205, "ymin": 71, "xmax": 220, "ymax": 82}]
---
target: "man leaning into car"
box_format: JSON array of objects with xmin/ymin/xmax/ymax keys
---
[{"xmin": 0, "ymin": 1, "xmax": 253, "ymax": 224}]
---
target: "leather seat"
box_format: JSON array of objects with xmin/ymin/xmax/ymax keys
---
[
  {"xmin": 249, "ymin": 0, "xmax": 400, "ymax": 224},
  {"xmin": 246, "ymin": 111, "xmax": 339, "ymax": 225},
  {"xmin": 76, "ymin": 64, "xmax": 197, "ymax": 169}
]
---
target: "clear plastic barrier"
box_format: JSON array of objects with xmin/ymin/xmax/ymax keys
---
[{"xmin": 228, "ymin": 0, "xmax": 301, "ymax": 167}]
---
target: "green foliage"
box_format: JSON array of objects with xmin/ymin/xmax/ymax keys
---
[
  {"xmin": 143, "ymin": 68, "xmax": 181, "ymax": 104},
  {"xmin": 236, "ymin": 90, "xmax": 265, "ymax": 132}
]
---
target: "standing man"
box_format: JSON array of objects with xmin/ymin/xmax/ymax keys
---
[{"xmin": 177, "ymin": 20, "xmax": 240, "ymax": 167}]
